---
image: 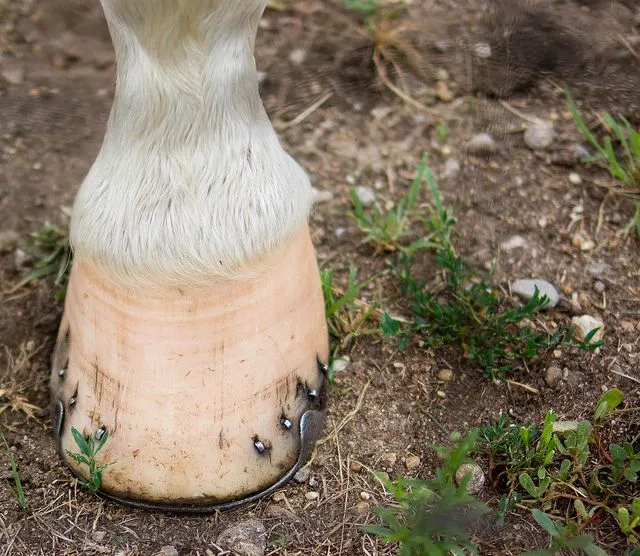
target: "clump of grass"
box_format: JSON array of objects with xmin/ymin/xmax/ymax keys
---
[
  {"xmin": 1, "ymin": 431, "xmax": 27, "ymax": 510},
  {"xmin": 567, "ymin": 92, "xmax": 640, "ymax": 237},
  {"xmin": 478, "ymin": 389, "xmax": 640, "ymax": 549},
  {"xmin": 321, "ymin": 267, "xmax": 379, "ymax": 360},
  {"xmin": 17, "ymin": 219, "xmax": 72, "ymax": 300},
  {"xmin": 66, "ymin": 426, "xmax": 115, "ymax": 494},
  {"xmin": 365, "ymin": 430, "xmax": 489, "ymax": 555},
  {"xmin": 353, "ymin": 158, "xmax": 601, "ymax": 378}
]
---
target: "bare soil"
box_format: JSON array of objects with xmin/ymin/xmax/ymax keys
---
[{"xmin": 1, "ymin": 1, "xmax": 639, "ymax": 554}]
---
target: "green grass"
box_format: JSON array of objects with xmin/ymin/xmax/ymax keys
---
[
  {"xmin": 65, "ymin": 426, "xmax": 115, "ymax": 493},
  {"xmin": 1, "ymin": 431, "xmax": 27, "ymax": 509},
  {"xmin": 566, "ymin": 92, "xmax": 640, "ymax": 237}
]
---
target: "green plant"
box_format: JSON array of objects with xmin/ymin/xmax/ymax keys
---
[
  {"xmin": 65, "ymin": 426, "xmax": 115, "ymax": 493},
  {"xmin": 17, "ymin": 220, "xmax": 72, "ymax": 300},
  {"xmin": 522, "ymin": 509, "xmax": 607, "ymax": 556},
  {"xmin": 365, "ymin": 430, "xmax": 489, "ymax": 555},
  {"xmin": 342, "ymin": 0, "xmax": 379, "ymax": 15},
  {"xmin": 567, "ymin": 92, "xmax": 640, "ymax": 236},
  {"xmin": 1, "ymin": 431, "xmax": 27, "ymax": 509}
]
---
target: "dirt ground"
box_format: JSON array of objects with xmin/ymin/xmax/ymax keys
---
[{"xmin": 1, "ymin": 0, "xmax": 639, "ymax": 554}]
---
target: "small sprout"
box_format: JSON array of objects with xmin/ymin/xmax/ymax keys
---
[{"xmin": 66, "ymin": 426, "xmax": 115, "ymax": 493}]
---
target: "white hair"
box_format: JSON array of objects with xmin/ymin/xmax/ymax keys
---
[{"xmin": 70, "ymin": 0, "xmax": 313, "ymax": 287}]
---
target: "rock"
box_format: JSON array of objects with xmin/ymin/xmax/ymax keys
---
[
  {"xmin": 511, "ymin": 279, "xmax": 559, "ymax": 309},
  {"xmin": 217, "ymin": 519, "xmax": 266, "ymax": 556},
  {"xmin": 294, "ymin": 467, "xmax": 311, "ymax": 484},
  {"xmin": 331, "ymin": 356, "xmax": 351, "ymax": 373},
  {"xmin": 572, "ymin": 233, "xmax": 595, "ymax": 251},
  {"xmin": 157, "ymin": 547, "xmax": 179, "ymax": 556},
  {"xmin": 569, "ymin": 172, "xmax": 582, "ymax": 185},
  {"xmin": 593, "ymin": 280, "xmax": 606, "ymax": 294},
  {"xmin": 473, "ymin": 42, "xmax": 492, "ymax": 58},
  {"xmin": 500, "ymin": 235, "xmax": 527, "ymax": 251},
  {"xmin": 0, "ymin": 230, "xmax": 20, "ymax": 254},
  {"xmin": 305, "ymin": 491, "xmax": 319, "ymax": 501},
  {"xmin": 350, "ymin": 460, "xmax": 363, "ymax": 473},
  {"xmin": 381, "ymin": 453, "xmax": 397, "ymax": 467},
  {"xmin": 312, "ymin": 187, "xmax": 333, "ymax": 204},
  {"xmin": 1, "ymin": 66, "xmax": 25, "ymax": 85},
  {"xmin": 545, "ymin": 365, "xmax": 563, "ymax": 388},
  {"xmin": 441, "ymin": 158, "xmax": 461, "ymax": 180},
  {"xmin": 360, "ymin": 491, "xmax": 371, "ymax": 501},
  {"xmin": 352, "ymin": 501, "xmax": 370, "ymax": 516},
  {"xmin": 586, "ymin": 262, "xmax": 610, "ymax": 277},
  {"xmin": 91, "ymin": 531, "xmax": 107, "ymax": 543},
  {"xmin": 436, "ymin": 391, "xmax": 446, "ymax": 399},
  {"xmin": 405, "ymin": 456, "xmax": 421, "ymax": 471},
  {"xmin": 466, "ymin": 133, "xmax": 497, "ymax": 155},
  {"xmin": 288, "ymin": 48, "xmax": 307, "ymax": 66},
  {"xmin": 272, "ymin": 491, "xmax": 285, "ymax": 502},
  {"xmin": 455, "ymin": 463, "xmax": 485, "ymax": 494},
  {"xmin": 437, "ymin": 369, "xmax": 453, "ymax": 381},
  {"xmin": 308, "ymin": 477, "xmax": 318, "ymax": 488},
  {"xmin": 572, "ymin": 144, "xmax": 590, "ymax": 160},
  {"xmin": 354, "ymin": 186, "xmax": 376, "ymax": 207},
  {"xmin": 524, "ymin": 123, "xmax": 555, "ymax": 150},
  {"xmin": 571, "ymin": 315, "xmax": 604, "ymax": 342},
  {"xmin": 436, "ymin": 81, "xmax": 454, "ymax": 102}
]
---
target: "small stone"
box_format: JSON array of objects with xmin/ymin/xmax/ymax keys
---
[
  {"xmin": 0, "ymin": 230, "xmax": 20, "ymax": 254},
  {"xmin": 308, "ymin": 477, "xmax": 318, "ymax": 488},
  {"xmin": 217, "ymin": 519, "xmax": 266, "ymax": 556},
  {"xmin": 294, "ymin": 467, "xmax": 311, "ymax": 484},
  {"xmin": 586, "ymin": 262, "xmax": 610, "ymax": 277},
  {"xmin": 305, "ymin": 491, "xmax": 319, "ymax": 501},
  {"xmin": 569, "ymin": 172, "xmax": 582, "ymax": 185},
  {"xmin": 571, "ymin": 315, "xmax": 604, "ymax": 342},
  {"xmin": 1, "ymin": 66, "xmax": 25, "ymax": 85},
  {"xmin": 157, "ymin": 547, "xmax": 179, "ymax": 556},
  {"xmin": 511, "ymin": 279, "xmax": 559, "ymax": 309},
  {"xmin": 288, "ymin": 48, "xmax": 307, "ymax": 66},
  {"xmin": 272, "ymin": 491, "xmax": 285, "ymax": 502},
  {"xmin": 405, "ymin": 455, "xmax": 421, "ymax": 470},
  {"xmin": 354, "ymin": 186, "xmax": 376, "ymax": 207},
  {"xmin": 436, "ymin": 390, "xmax": 446, "ymax": 399},
  {"xmin": 312, "ymin": 187, "xmax": 333, "ymax": 204},
  {"xmin": 436, "ymin": 81, "xmax": 454, "ymax": 102},
  {"xmin": 441, "ymin": 158, "xmax": 461, "ymax": 180},
  {"xmin": 91, "ymin": 531, "xmax": 106, "ymax": 543},
  {"xmin": 572, "ymin": 233, "xmax": 595, "ymax": 251},
  {"xmin": 437, "ymin": 369, "xmax": 453, "ymax": 381},
  {"xmin": 360, "ymin": 491, "xmax": 371, "ymax": 501},
  {"xmin": 545, "ymin": 365, "xmax": 563, "ymax": 388},
  {"xmin": 466, "ymin": 133, "xmax": 497, "ymax": 155},
  {"xmin": 14, "ymin": 248, "xmax": 30, "ymax": 270},
  {"xmin": 381, "ymin": 453, "xmax": 397, "ymax": 467},
  {"xmin": 572, "ymin": 144, "xmax": 590, "ymax": 160},
  {"xmin": 455, "ymin": 463, "xmax": 485, "ymax": 494},
  {"xmin": 331, "ymin": 356, "xmax": 351, "ymax": 373},
  {"xmin": 350, "ymin": 460, "xmax": 363, "ymax": 473},
  {"xmin": 593, "ymin": 280, "xmax": 605, "ymax": 294},
  {"xmin": 500, "ymin": 235, "xmax": 527, "ymax": 251},
  {"xmin": 352, "ymin": 501, "xmax": 370, "ymax": 516},
  {"xmin": 473, "ymin": 42, "xmax": 492, "ymax": 58},
  {"xmin": 524, "ymin": 123, "xmax": 555, "ymax": 150}
]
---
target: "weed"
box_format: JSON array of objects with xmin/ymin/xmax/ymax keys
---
[
  {"xmin": 365, "ymin": 430, "xmax": 489, "ymax": 555},
  {"xmin": 342, "ymin": 0, "xmax": 379, "ymax": 15},
  {"xmin": 66, "ymin": 426, "xmax": 115, "ymax": 493},
  {"xmin": 567, "ymin": 92, "xmax": 640, "ymax": 236},
  {"xmin": 477, "ymin": 389, "xmax": 640, "ymax": 548},
  {"xmin": 17, "ymin": 219, "xmax": 72, "ymax": 300},
  {"xmin": 0, "ymin": 431, "xmax": 27, "ymax": 509},
  {"xmin": 320, "ymin": 267, "xmax": 379, "ymax": 361}
]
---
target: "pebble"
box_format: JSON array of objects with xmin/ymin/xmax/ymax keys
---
[
  {"xmin": 569, "ymin": 172, "xmax": 582, "ymax": 185},
  {"xmin": 455, "ymin": 463, "xmax": 485, "ymax": 494},
  {"xmin": 272, "ymin": 491, "xmax": 285, "ymax": 502},
  {"xmin": 511, "ymin": 279, "xmax": 559, "ymax": 309},
  {"xmin": 571, "ymin": 315, "xmax": 604, "ymax": 342},
  {"xmin": 308, "ymin": 477, "xmax": 318, "ymax": 488},
  {"xmin": 354, "ymin": 186, "xmax": 376, "ymax": 207},
  {"xmin": 157, "ymin": 547, "xmax": 179, "ymax": 556},
  {"xmin": 466, "ymin": 133, "xmax": 497, "ymax": 155},
  {"xmin": 405, "ymin": 455, "xmax": 421, "ymax": 470},
  {"xmin": 545, "ymin": 365, "xmax": 563, "ymax": 388},
  {"xmin": 436, "ymin": 81, "xmax": 454, "ymax": 102},
  {"xmin": 586, "ymin": 262, "xmax": 610, "ymax": 277},
  {"xmin": 217, "ymin": 520, "xmax": 266, "ymax": 556},
  {"xmin": 437, "ymin": 369, "xmax": 453, "ymax": 381},
  {"xmin": 91, "ymin": 531, "xmax": 106, "ymax": 543},
  {"xmin": 473, "ymin": 42, "xmax": 492, "ymax": 58},
  {"xmin": 293, "ymin": 467, "xmax": 311, "ymax": 484},
  {"xmin": 352, "ymin": 501, "xmax": 370, "ymax": 516},
  {"xmin": 436, "ymin": 390, "xmax": 446, "ymax": 399},
  {"xmin": 331, "ymin": 356, "xmax": 351, "ymax": 373},
  {"xmin": 441, "ymin": 158, "xmax": 461, "ymax": 180},
  {"xmin": 350, "ymin": 460, "xmax": 363, "ymax": 473},
  {"xmin": 380, "ymin": 452, "xmax": 397, "ymax": 467},
  {"xmin": 0, "ymin": 230, "xmax": 19, "ymax": 254},
  {"xmin": 312, "ymin": 187, "xmax": 333, "ymax": 204},
  {"xmin": 572, "ymin": 233, "xmax": 595, "ymax": 251},
  {"xmin": 305, "ymin": 491, "xmax": 319, "ymax": 501},
  {"xmin": 572, "ymin": 144, "xmax": 590, "ymax": 160},
  {"xmin": 593, "ymin": 280, "xmax": 606, "ymax": 294},
  {"xmin": 360, "ymin": 491, "xmax": 371, "ymax": 501},
  {"xmin": 288, "ymin": 48, "xmax": 307, "ymax": 66},
  {"xmin": 524, "ymin": 123, "xmax": 555, "ymax": 150},
  {"xmin": 500, "ymin": 235, "xmax": 527, "ymax": 251}
]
